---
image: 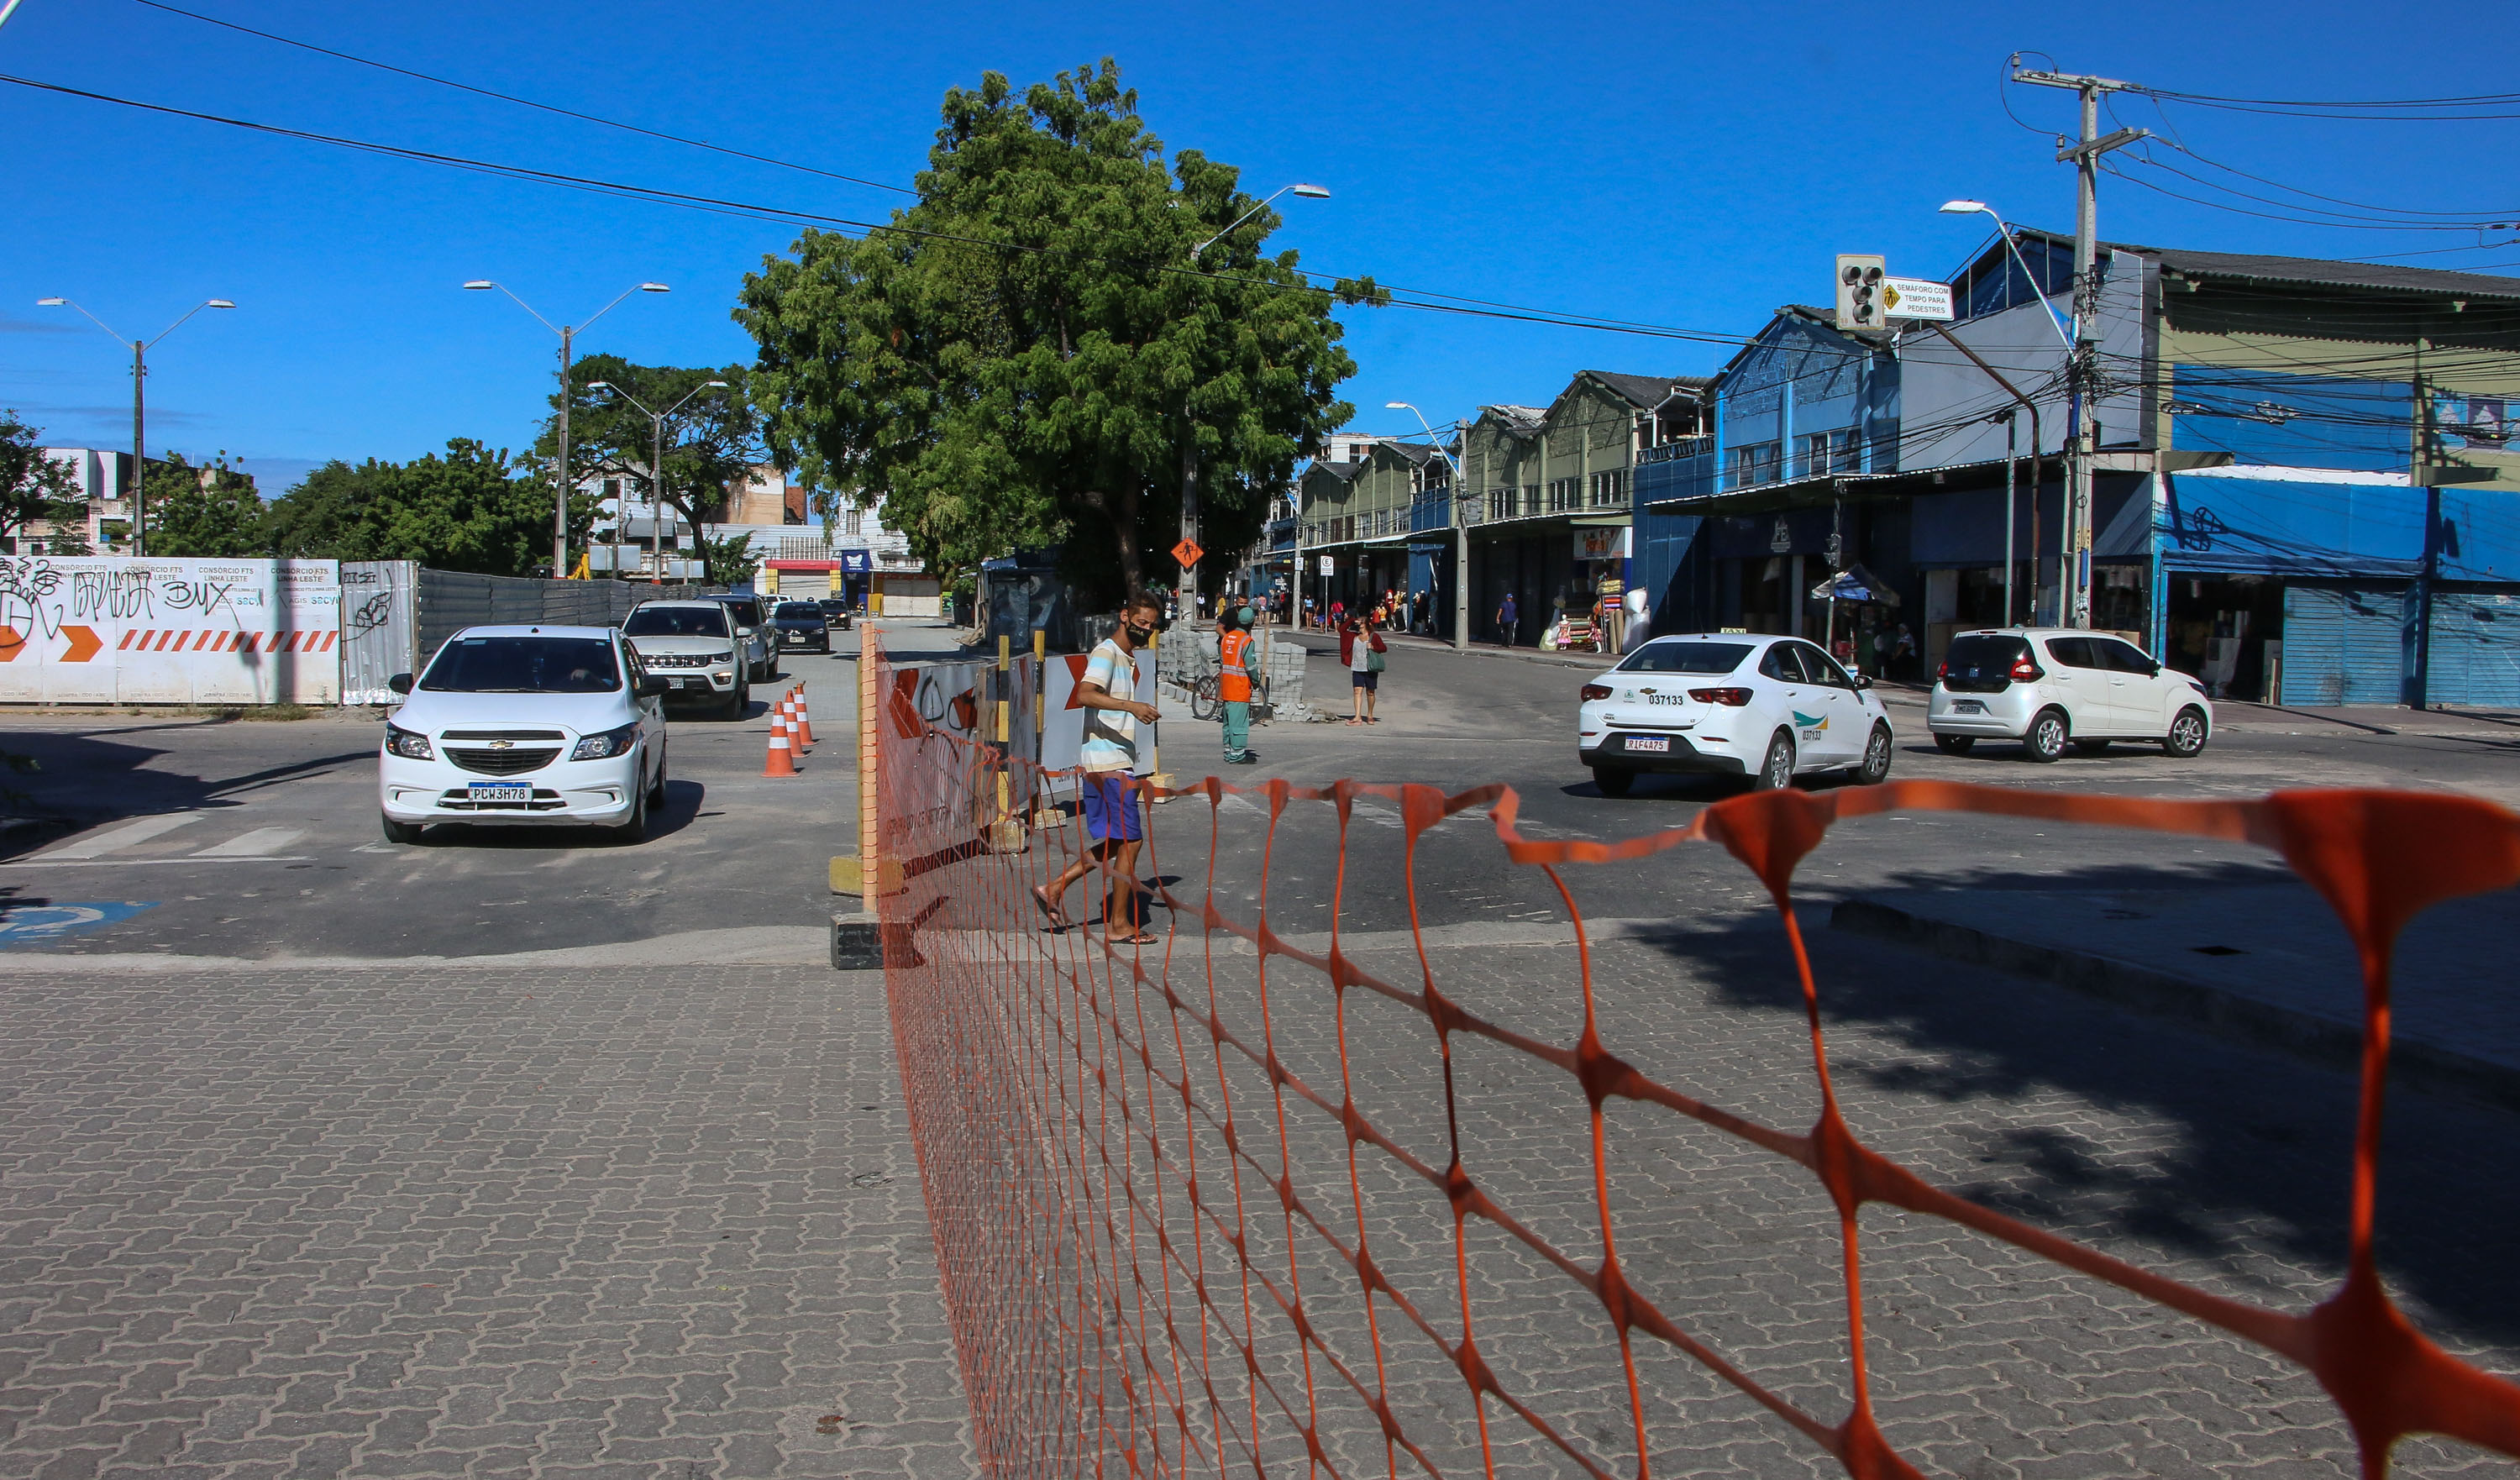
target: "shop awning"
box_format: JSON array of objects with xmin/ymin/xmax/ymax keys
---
[{"xmin": 1809, "ymin": 563, "xmax": 1901, "ymax": 606}]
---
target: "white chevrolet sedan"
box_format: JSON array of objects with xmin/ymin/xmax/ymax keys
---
[
  {"xmin": 378, "ymin": 625, "xmax": 669, "ymax": 844},
  {"xmin": 1578, "ymin": 633, "xmax": 1894, "ymax": 795}
]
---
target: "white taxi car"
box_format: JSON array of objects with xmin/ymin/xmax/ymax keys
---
[
  {"xmin": 1578, "ymin": 633, "xmax": 1894, "ymax": 796},
  {"xmin": 1928, "ymin": 628, "xmax": 2213, "ymax": 762},
  {"xmin": 379, "ymin": 625, "xmax": 669, "ymax": 844}
]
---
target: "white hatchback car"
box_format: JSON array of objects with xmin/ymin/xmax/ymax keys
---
[
  {"xmin": 1927, "ymin": 627, "xmax": 2213, "ymax": 762},
  {"xmin": 379, "ymin": 625, "xmax": 669, "ymax": 844},
  {"xmin": 1578, "ymin": 633, "xmax": 1895, "ymax": 795}
]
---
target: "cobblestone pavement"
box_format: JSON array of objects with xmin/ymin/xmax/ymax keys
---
[{"xmin": 0, "ymin": 964, "xmax": 977, "ymax": 1480}]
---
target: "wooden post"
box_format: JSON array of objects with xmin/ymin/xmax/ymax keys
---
[
  {"xmin": 988, "ymin": 634, "xmax": 1022, "ymax": 851},
  {"xmin": 858, "ymin": 618, "xmax": 881, "ymax": 892}
]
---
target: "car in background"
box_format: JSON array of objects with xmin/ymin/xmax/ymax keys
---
[
  {"xmin": 622, "ymin": 600, "xmax": 749, "ymax": 720},
  {"xmin": 1577, "ymin": 633, "xmax": 1894, "ymax": 795},
  {"xmin": 1928, "ymin": 628, "xmax": 2213, "ymax": 761},
  {"xmin": 815, "ymin": 597, "xmax": 853, "ymax": 632},
  {"xmin": 701, "ymin": 594, "xmax": 777, "ymax": 684},
  {"xmin": 379, "ymin": 625, "xmax": 669, "ymax": 844},
  {"xmin": 771, "ymin": 601, "xmax": 833, "ymax": 654}
]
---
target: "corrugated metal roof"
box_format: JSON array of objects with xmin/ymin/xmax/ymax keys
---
[
  {"xmin": 1583, "ymin": 370, "xmax": 1709, "ymax": 408},
  {"xmin": 1998, "ymin": 226, "xmax": 2520, "ymax": 301}
]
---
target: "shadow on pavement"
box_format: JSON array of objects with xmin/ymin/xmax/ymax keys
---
[
  {"xmin": 0, "ymin": 725, "xmax": 374, "ymax": 861},
  {"xmin": 1625, "ymin": 876, "xmax": 2520, "ymax": 1351}
]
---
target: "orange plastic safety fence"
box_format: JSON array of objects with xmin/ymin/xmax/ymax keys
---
[{"xmin": 868, "ymin": 635, "xmax": 2520, "ymax": 1479}]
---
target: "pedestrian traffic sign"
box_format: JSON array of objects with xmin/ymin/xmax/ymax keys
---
[{"xmin": 1172, "ymin": 538, "xmax": 1204, "ymax": 568}]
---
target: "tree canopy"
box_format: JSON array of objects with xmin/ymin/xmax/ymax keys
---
[
  {"xmin": 736, "ymin": 59, "xmax": 1371, "ymax": 606},
  {"xmin": 146, "ymin": 453, "xmax": 265, "ymax": 559},
  {"xmin": 0, "ymin": 411, "xmax": 84, "ymax": 550},
  {"xmin": 536, "ymin": 354, "xmax": 763, "ymax": 540},
  {"xmin": 260, "ymin": 440, "xmax": 580, "ymax": 576}
]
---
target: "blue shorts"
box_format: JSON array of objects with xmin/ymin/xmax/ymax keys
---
[{"xmin": 1079, "ymin": 772, "xmax": 1142, "ymax": 842}]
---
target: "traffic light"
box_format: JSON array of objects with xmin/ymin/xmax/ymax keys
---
[{"xmin": 1836, "ymin": 255, "xmax": 1887, "ymax": 330}]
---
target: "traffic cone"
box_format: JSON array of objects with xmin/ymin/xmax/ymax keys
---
[
  {"xmin": 762, "ymin": 709, "xmax": 799, "ymax": 777},
  {"xmin": 793, "ymin": 684, "xmax": 816, "ymax": 747},
  {"xmin": 782, "ymin": 688, "xmax": 810, "ymax": 750}
]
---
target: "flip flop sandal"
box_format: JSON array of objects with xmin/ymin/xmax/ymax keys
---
[{"xmin": 1030, "ymin": 885, "xmax": 1073, "ymax": 932}]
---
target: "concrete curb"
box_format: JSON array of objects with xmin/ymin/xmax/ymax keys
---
[{"xmin": 1830, "ymin": 896, "xmax": 2520, "ymax": 1114}]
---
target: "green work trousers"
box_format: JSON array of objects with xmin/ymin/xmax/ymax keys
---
[{"xmin": 1222, "ymin": 699, "xmax": 1250, "ymax": 759}]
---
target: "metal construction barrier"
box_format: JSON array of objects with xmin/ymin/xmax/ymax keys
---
[
  {"xmin": 863, "ymin": 631, "xmax": 2520, "ymax": 1479},
  {"xmin": 0, "ymin": 554, "xmax": 340, "ymax": 704}
]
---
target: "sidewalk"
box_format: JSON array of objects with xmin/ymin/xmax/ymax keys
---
[{"xmin": 1834, "ymin": 879, "xmax": 2520, "ymax": 1111}]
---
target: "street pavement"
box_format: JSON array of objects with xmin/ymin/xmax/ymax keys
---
[{"xmin": 4, "ymin": 622, "xmax": 2518, "ymax": 1477}]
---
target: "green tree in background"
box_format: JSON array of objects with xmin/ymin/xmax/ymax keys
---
[
  {"xmin": 145, "ymin": 452, "xmax": 265, "ymax": 559},
  {"xmin": 541, "ymin": 354, "xmax": 764, "ymax": 553},
  {"xmin": 262, "ymin": 440, "xmax": 581, "ymax": 577},
  {"xmin": 0, "ymin": 410, "xmax": 85, "ymax": 552},
  {"xmin": 696, "ymin": 530, "xmax": 757, "ymax": 587},
  {"xmin": 737, "ymin": 59, "xmax": 1370, "ymax": 608}
]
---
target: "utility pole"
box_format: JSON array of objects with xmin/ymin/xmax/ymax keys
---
[
  {"xmin": 555, "ymin": 327, "xmax": 575, "ymax": 580},
  {"xmin": 2013, "ymin": 63, "xmax": 2147, "ymax": 628},
  {"xmin": 132, "ymin": 337, "xmax": 145, "ymax": 556}
]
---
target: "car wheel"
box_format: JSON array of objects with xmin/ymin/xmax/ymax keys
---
[
  {"xmin": 1751, "ymin": 731, "xmax": 1795, "ymax": 790},
  {"xmin": 2165, "ymin": 706, "xmax": 2209, "ymax": 758},
  {"xmin": 612, "ymin": 778, "xmax": 649, "ymax": 845},
  {"xmin": 647, "ymin": 749, "xmax": 668, "ymax": 808},
  {"xmin": 381, "ymin": 813, "xmax": 424, "ymax": 844},
  {"xmin": 1856, "ymin": 724, "xmax": 1893, "ymax": 785},
  {"xmin": 2024, "ymin": 708, "xmax": 2069, "ymax": 763},
  {"xmin": 2073, "ymin": 738, "xmax": 2111, "ymax": 754},
  {"xmin": 1933, "ymin": 733, "xmax": 1975, "ymax": 756},
  {"xmin": 1593, "ymin": 766, "xmax": 1635, "ymax": 797},
  {"xmin": 726, "ymin": 681, "xmax": 749, "ymax": 721}
]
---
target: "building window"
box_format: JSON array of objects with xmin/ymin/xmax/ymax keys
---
[
  {"xmin": 845, "ymin": 510, "xmax": 864, "ymax": 537},
  {"xmin": 1802, "ymin": 429, "xmax": 1859, "ymax": 476},
  {"xmin": 1588, "ymin": 470, "xmax": 1629, "ymax": 507},
  {"xmin": 1730, "ymin": 441, "xmax": 1782, "ymax": 489}
]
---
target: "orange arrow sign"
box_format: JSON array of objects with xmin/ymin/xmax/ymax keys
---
[
  {"xmin": 0, "ymin": 625, "xmax": 21, "ymax": 662},
  {"xmin": 59, "ymin": 626, "xmax": 102, "ymax": 663}
]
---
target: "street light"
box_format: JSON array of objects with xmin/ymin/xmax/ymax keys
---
[
  {"xmin": 1937, "ymin": 202, "xmax": 2073, "ymax": 350},
  {"xmin": 465, "ymin": 279, "xmax": 669, "ymax": 579},
  {"xmin": 38, "ymin": 295, "xmax": 235, "ymax": 557},
  {"xmin": 1189, "ymin": 183, "xmax": 1329, "ymax": 262},
  {"xmin": 1388, "ymin": 401, "xmax": 1469, "ymax": 646},
  {"xmin": 587, "ymin": 379, "xmax": 728, "ymax": 585}
]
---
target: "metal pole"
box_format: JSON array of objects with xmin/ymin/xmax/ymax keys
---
[
  {"xmin": 2004, "ymin": 414, "xmax": 2018, "ymax": 625},
  {"xmin": 131, "ymin": 338, "xmax": 144, "ymax": 557},
  {"xmin": 555, "ymin": 327, "xmax": 573, "ymax": 579},
  {"xmin": 2066, "ymin": 81, "xmax": 2098, "ymax": 628},
  {"xmin": 652, "ymin": 412, "xmax": 665, "ymax": 585}
]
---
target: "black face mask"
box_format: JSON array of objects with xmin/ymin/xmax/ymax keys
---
[{"xmin": 1125, "ymin": 620, "xmax": 1157, "ymax": 643}]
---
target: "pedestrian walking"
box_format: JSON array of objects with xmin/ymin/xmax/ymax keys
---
[
  {"xmin": 1341, "ymin": 613, "xmax": 1386, "ymax": 725},
  {"xmin": 1218, "ymin": 605, "xmax": 1263, "ymax": 765},
  {"xmin": 1890, "ymin": 621, "xmax": 1916, "ymax": 680},
  {"xmin": 1033, "ymin": 590, "xmax": 1164, "ymax": 947},
  {"xmin": 1329, "ymin": 598, "xmax": 1345, "ymax": 633},
  {"xmin": 1497, "ymin": 590, "xmax": 1520, "ymax": 647}
]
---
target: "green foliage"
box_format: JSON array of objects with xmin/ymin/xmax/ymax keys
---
[
  {"xmin": 736, "ymin": 59, "xmax": 1368, "ymax": 610},
  {"xmin": 145, "ymin": 452, "xmax": 265, "ymax": 559},
  {"xmin": 696, "ymin": 530, "xmax": 757, "ymax": 586},
  {"xmin": 0, "ymin": 408, "xmax": 83, "ymax": 547},
  {"xmin": 262, "ymin": 440, "xmax": 587, "ymax": 577},
  {"xmin": 537, "ymin": 355, "xmax": 762, "ymax": 538}
]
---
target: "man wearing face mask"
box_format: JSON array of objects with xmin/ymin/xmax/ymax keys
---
[{"xmin": 1032, "ymin": 591, "xmax": 1166, "ymax": 946}]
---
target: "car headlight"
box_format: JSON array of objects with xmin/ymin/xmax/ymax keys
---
[
  {"xmin": 712, "ymin": 649, "xmax": 737, "ymax": 664},
  {"xmin": 385, "ymin": 722, "xmax": 433, "ymax": 760},
  {"xmin": 570, "ymin": 722, "xmax": 642, "ymax": 762}
]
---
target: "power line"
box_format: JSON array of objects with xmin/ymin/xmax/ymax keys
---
[{"xmin": 126, "ymin": 0, "xmax": 918, "ymax": 197}]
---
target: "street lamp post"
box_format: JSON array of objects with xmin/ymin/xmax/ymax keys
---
[
  {"xmin": 464, "ymin": 280, "xmax": 668, "ymax": 579},
  {"xmin": 587, "ymin": 380, "xmax": 727, "ymax": 585},
  {"xmin": 37, "ymin": 296, "xmax": 234, "ymax": 558},
  {"xmin": 1387, "ymin": 401, "xmax": 1467, "ymax": 647}
]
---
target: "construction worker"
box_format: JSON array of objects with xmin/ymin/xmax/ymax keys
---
[{"xmin": 1218, "ymin": 604, "xmax": 1263, "ymax": 765}]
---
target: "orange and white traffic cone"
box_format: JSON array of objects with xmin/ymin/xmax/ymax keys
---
[
  {"xmin": 792, "ymin": 684, "xmax": 816, "ymax": 747},
  {"xmin": 781, "ymin": 689, "xmax": 810, "ymax": 751},
  {"xmin": 762, "ymin": 708, "xmax": 799, "ymax": 777}
]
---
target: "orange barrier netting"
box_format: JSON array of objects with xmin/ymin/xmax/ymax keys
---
[{"xmin": 867, "ymin": 635, "xmax": 2520, "ymax": 1478}]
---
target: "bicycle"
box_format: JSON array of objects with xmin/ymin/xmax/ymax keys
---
[{"xmin": 1188, "ymin": 669, "xmax": 1222, "ymax": 722}]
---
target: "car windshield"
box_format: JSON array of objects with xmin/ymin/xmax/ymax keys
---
[
  {"xmin": 775, "ymin": 603, "xmax": 822, "ymax": 619},
  {"xmin": 1619, "ymin": 642, "xmax": 1752, "ymax": 675},
  {"xmin": 623, "ymin": 606, "xmax": 730, "ymax": 638},
  {"xmin": 422, "ymin": 636, "xmax": 620, "ymax": 693}
]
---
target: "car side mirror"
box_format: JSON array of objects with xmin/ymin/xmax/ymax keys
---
[
  {"xmin": 638, "ymin": 675, "xmax": 671, "ymax": 698},
  {"xmin": 2150, "ymin": 663, "xmax": 2163, "ymax": 678},
  {"xmin": 387, "ymin": 673, "xmax": 412, "ymax": 695},
  {"xmin": 1854, "ymin": 673, "xmax": 1874, "ymax": 690}
]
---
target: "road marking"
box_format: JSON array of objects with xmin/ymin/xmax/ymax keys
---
[
  {"xmin": 0, "ymin": 900, "xmax": 156, "ymax": 946},
  {"xmin": 37, "ymin": 813, "xmax": 202, "ymax": 859},
  {"xmin": 189, "ymin": 827, "xmax": 307, "ymax": 858}
]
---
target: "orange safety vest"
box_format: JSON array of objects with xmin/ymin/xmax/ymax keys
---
[{"xmin": 1219, "ymin": 629, "xmax": 1256, "ymax": 702}]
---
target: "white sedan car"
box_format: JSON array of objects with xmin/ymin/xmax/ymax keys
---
[
  {"xmin": 1578, "ymin": 633, "xmax": 1894, "ymax": 795},
  {"xmin": 1927, "ymin": 628, "xmax": 2213, "ymax": 762},
  {"xmin": 379, "ymin": 625, "xmax": 669, "ymax": 843}
]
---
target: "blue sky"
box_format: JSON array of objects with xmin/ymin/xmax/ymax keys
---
[{"xmin": 3, "ymin": 0, "xmax": 2512, "ymax": 494}]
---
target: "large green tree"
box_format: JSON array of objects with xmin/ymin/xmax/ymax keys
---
[
  {"xmin": 537, "ymin": 354, "xmax": 765, "ymax": 544},
  {"xmin": 0, "ymin": 410, "xmax": 84, "ymax": 550},
  {"xmin": 262, "ymin": 440, "xmax": 580, "ymax": 576},
  {"xmin": 736, "ymin": 60, "xmax": 1371, "ymax": 606},
  {"xmin": 145, "ymin": 452, "xmax": 265, "ymax": 559}
]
